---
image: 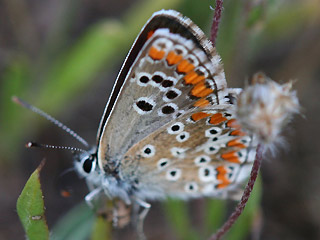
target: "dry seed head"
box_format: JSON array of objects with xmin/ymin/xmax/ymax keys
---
[{"xmin": 236, "ymin": 73, "xmax": 300, "ymax": 146}]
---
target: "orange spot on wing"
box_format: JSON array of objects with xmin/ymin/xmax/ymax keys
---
[
  {"xmin": 221, "ymin": 151, "xmax": 240, "ymax": 163},
  {"xmin": 193, "ymin": 98, "xmax": 210, "ymax": 108},
  {"xmin": 216, "ymin": 182, "xmax": 231, "ymax": 189},
  {"xmin": 230, "ymin": 129, "xmax": 246, "ymax": 136},
  {"xmin": 147, "ymin": 30, "xmax": 154, "ymax": 39},
  {"xmin": 166, "ymin": 51, "xmax": 183, "ymax": 65},
  {"xmin": 191, "ymin": 112, "xmax": 211, "ymax": 121},
  {"xmin": 191, "ymin": 82, "xmax": 213, "ymax": 98},
  {"xmin": 226, "ymin": 119, "xmax": 241, "ymax": 128},
  {"xmin": 209, "ymin": 113, "xmax": 228, "ymax": 125},
  {"xmin": 184, "ymin": 71, "xmax": 205, "ymax": 85},
  {"xmin": 216, "ymin": 166, "xmax": 228, "ymax": 175},
  {"xmin": 149, "ymin": 46, "xmax": 165, "ymax": 60},
  {"xmin": 227, "ymin": 139, "xmax": 246, "ymax": 149},
  {"xmin": 216, "ymin": 166, "xmax": 231, "ymax": 189},
  {"xmin": 177, "ymin": 59, "xmax": 194, "ymax": 73}
]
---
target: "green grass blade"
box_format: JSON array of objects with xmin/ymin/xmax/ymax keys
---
[
  {"xmin": 16, "ymin": 161, "xmax": 49, "ymax": 240},
  {"xmin": 90, "ymin": 216, "xmax": 112, "ymax": 240},
  {"xmin": 51, "ymin": 202, "xmax": 95, "ymax": 240},
  {"xmin": 164, "ymin": 199, "xmax": 199, "ymax": 240},
  {"xmin": 0, "ymin": 59, "xmax": 31, "ymax": 162},
  {"xmin": 205, "ymin": 199, "xmax": 226, "ymax": 236},
  {"xmin": 225, "ymin": 177, "xmax": 262, "ymax": 240},
  {"xmin": 37, "ymin": 20, "xmax": 125, "ymax": 112}
]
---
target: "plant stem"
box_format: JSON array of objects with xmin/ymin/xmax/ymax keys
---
[
  {"xmin": 210, "ymin": 0, "xmax": 224, "ymax": 46},
  {"xmin": 208, "ymin": 144, "xmax": 264, "ymax": 240}
]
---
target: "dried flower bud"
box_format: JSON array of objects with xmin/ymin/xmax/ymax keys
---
[{"xmin": 236, "ymin": 73, "xmax": 300, "ymax": 145}]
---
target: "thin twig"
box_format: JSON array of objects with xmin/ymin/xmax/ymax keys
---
[
  {"xmin": 208, "ymin": 144, "xmax": 264, "ymax": 240},
  {"xmin": 210, "ymin": 0, "xmax": 224, "ymax": 46}
]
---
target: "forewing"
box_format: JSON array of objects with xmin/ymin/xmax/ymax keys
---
[{"xmin": 98, "ymin": 10, "xmax": 230, "ymax": 170}]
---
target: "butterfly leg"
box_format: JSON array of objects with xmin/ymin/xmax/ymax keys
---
[
  {"xmin": 84, "ymin": 187, "xmax": 102, "ymax": 208},
  {"xmin": 134, "ymin": 198, "xmax": 151, "ymax": 240}
]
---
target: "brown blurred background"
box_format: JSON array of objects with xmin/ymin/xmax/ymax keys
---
[{"xmin": 1, "ymin": 0, "xmax": 320, "ymax": 239}]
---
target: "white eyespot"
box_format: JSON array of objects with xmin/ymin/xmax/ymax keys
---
[
  {"xmin": 194, "ymin": 155, "xmax": 211, "ymax": 166},
  {"xmin": 175, "ymin": 110, "xmax": 185, "ymax": 119},
  {"xmin": 158, "ymin": 103, "xmax": 178, "ymax": 116},
  {"xmin": 184, "ymin": 182, "xmax": 199, "ymax": 193},
  {"xmin": 206, "ymin": 79, "xmax": 215, "ymax": 89},
  {"xmin": 173, "ymin": 44, "xmax": 187, "ymax": 57},
  {"xmin": 225, "ymin": 166, "xmax": 235, "ymax": 181},
  {"xmin": 149, "ymin": 71, "xmax": 167, "ymax": 87},
  {"xmin": 195, "ymin": 66, "xmax": 209, "ymax": 78},
  {"xmin": 239, "ymin": 136, "xmax": 251, "ymax": 146},
  {"xmin": 163, "ymin": 88, "xmax": 182, "ymax": 102},
  {"xmin": 176, "ymin": 131, "xmax": 190, "ymax": 142},
  {"xmin": 153, "ymin": 38, "xmax": 173, "ymax": 51},
  {"xmin": 186, "ymin": 54, "xmax": 199, "ymax": 67},
  {"xmin": 210, "ymin": 136, "xmax": 220, "ymax": 143},
  {"xmin": 198, "ymin": 166, "xmax": 216, "ymax": 182},
  {"xmin": 235, "ymin": 149, "xmax": 247, "ymax": 163},
  {"xmin": 141, "ymin": 144, "xmax": 155, "ymax": 158},
  {"xmin": 159, "ymin": 76, "xmax": 178, "ymax": 92},
  {"xmin": 224, "ymin": 112, "xmax": 233, "ymax": 119},
  {"xmin": 167, "ymin": 122, "xmax": 184, "ymax": 134},
  {"xmin": 157, "ymin": 158, "xmax": 171, "ymax": 170},
  {"xmin": 170, "ymin": 147, "xmax": 188, "ymax": 158},
  {"xmin": 205, "ymin": 127, "xmax": 222, "ymax": 137},
  {"xmin": 166, "ymin": 168, "xmax": 182, "ymax": 181},
  {"xmin": 204, "ymin": 145, "xmax": 219, "ymax": 155},
  {"xmin": 136, "ymin": 72, "xmax": 152, "ymax": 86},
  {"xmin": 133, "ymin": 97, "xmax": 156, "ymax": 115}
]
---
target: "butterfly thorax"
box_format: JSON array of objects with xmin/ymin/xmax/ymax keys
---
[{"xmin": 74, "ymin": 148, "xmax": 137, "ymax": 204}]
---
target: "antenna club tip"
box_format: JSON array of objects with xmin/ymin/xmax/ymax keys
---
[
  {"xmin": 12, "ymin": 96, "xmax": 20, "ymax": 103},
  {"xmin": 12, "ymin": 96, "xmax": 29, "ymax": 108},
  {"xmin": 26, "ymin": 142, "xmax": 36, "ymax": 148}
]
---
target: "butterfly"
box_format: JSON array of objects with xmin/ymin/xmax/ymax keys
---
[
  {"xmin": 13, "ymin": 9, "xmax": 259, "ymax": 239},
  {"xmin": 71, "ymin": 9, "xmax": 257, "ymax": 230}
]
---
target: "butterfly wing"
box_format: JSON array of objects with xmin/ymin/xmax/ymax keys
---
[
  {"xmin": 121, "ymin": 106, "xmax": 257, "ymax": 200},
  {"xmin": 97, "ymin": 10, "xmax": 230, "ymax": 171}
]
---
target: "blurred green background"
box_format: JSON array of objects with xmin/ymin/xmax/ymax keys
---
[{"xmin": 1, "ymin": 0, "xmax": 320, "ymax": 239}]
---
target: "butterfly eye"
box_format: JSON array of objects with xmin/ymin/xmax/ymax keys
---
[
  {"xmin": 83, "ymin": 158, "xmax": 93, "ymax": 173},
  {"xmin": 81, "ymin": 156, "xmax": 96, "ymax": 174}
]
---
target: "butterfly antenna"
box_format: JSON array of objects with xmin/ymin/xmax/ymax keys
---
[
  {"xmin": 26, "ymin": 141, "xmax": 87, "ymax": 153},
  {"xmin": 12, "ymin": 96, "xmax": 89, "ymax": 148}
]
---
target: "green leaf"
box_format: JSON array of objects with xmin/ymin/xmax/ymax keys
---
[{"xmin": 16, "ymin": 161, "xmax": 49, "ymax": 240}]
